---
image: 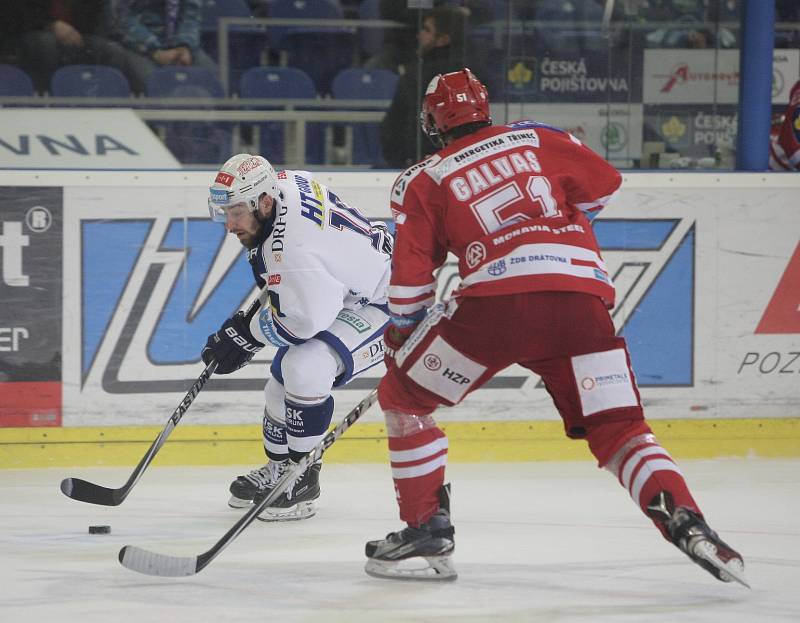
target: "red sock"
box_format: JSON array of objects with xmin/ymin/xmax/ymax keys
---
[
  {"xmin": 388, "ymin": 427, "xmax": 448, "ymax": 527},
  {"xmin": 587, "ymin": 419, "xmax": 701, "ymax": 539}
]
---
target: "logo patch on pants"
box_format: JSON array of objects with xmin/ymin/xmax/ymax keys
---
[
  {"xmin": 407, "ymin": 336, "xmax": 486, "ymax": 403},
  {"xmin": 572, "ymin": 348, "xmax": 639, "ymax": 416}
]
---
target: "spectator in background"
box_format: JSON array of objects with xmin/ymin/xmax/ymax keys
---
[
  {"xmin": 365, "ymin": 0, "xmax": 492, "ymax": 74},
  {"xmin": 644, "ymin": 0, "xmax": 737, "ymax": 49},
  {"xmin": 1, "ymin": 0, "xmax": 129, "ymax": 93},
  {"xmin": 245, "ymin": 0, "xmax": 269, "ymax": 18},
  {"xmin": 770, "ymin": 79, "xmax": 800, "ymax": 172},
  {"xmin": 776, "ymin": 0, "xmax": 800, "ymax": 48},
  {"xmin": 0, "ymin": 2, "xmax": 38, "ymax": 66},
  {"xmin": 380, "ymin": 5, "xmax": 489, "ymax": 169},
  {"xmin": 106, "ymin": 0, "xmax": 217, "ymax": 93}
]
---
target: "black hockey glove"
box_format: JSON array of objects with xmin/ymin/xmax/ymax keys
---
[
  {"xmin": 372, "ymin": 220, "xmax": 394, "ymax": 256},
  {"xmin": 201, "ymin": 311, "xmax": 264, "ymax": 375}
]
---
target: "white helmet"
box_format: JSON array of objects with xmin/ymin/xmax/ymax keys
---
[{"xmin": 208, "ymin": 153, "xmax": 278, "ymax": 222}]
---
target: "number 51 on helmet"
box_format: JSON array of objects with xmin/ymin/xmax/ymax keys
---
[{"xmin": 420, "ymin": 68, "xmax": 491, "ymax": 144}]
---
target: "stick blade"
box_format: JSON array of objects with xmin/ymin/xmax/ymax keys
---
[
  {"xmin": 60, "ymin": 477, "xmax": 123, "ymax": 506},
  {"xmin": 119, "ymin": 545, "xmax": 199, "ymax": 577}
]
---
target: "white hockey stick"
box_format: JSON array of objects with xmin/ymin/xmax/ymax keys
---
[{"xmin": 119, "ymin": 388, "xmax": 380, "ymax": 576}]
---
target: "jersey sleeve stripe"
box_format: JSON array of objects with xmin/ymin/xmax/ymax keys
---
[
  {"xmin": 388, "ymin": 282, "xmax": 437, "ymax": 298},
  {"xmin": 389, "ymin": 296, "xmax": 436, "ymax": 316},
  {"xmin": 389, "ymin": 292, "xmax": 435, "ymax": 307},
  {"xmin": 575, "ymin": 189, "xmax": 619, "ymax": 214}
]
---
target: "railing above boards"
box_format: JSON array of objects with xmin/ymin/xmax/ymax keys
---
[{"xmin": 0, "ymin": 96, "xmax": 391, "ymax": 109}]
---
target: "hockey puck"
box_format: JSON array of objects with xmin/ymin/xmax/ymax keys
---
[{"xmin": 88, "ymin": 525, "xmax": 111, "ymax": 534}]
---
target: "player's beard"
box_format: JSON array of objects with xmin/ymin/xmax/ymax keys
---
[
  {"xmin": 239, "ymin": 230, "xmax": 260, "ymax": 249},
  {"xmin": 236, "ymin": 212, "xmax": 266, "ymax": 250}
]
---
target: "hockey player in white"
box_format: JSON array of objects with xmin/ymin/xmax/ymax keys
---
[{"xmin": 203, "ymin": 154, "xmax": 392, "ymax": 521}]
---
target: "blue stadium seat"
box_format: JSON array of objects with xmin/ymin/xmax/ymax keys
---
[
  {"xmin": 331, "ymin": 68, "xmax": 398, "ymax": 165},
  {"xmin": 145, "ymin": 66, "xmax": 225, "ymax": 99},
  {"xmin": 202, "ymin": 0, "xmax": 252, "ymax": 31},
  {"xmin": 268, "ymin": 0, "xmax": 343, "ymax": 47},
  {"xmin": 268, "ymin": 0, "xmax": 356, "ymax": 94},
  {"xmin": 145, "ymin": 67, "xmax": 230, "ymax": 164},
  {"xmin": 50, "ymin": 65, "xmax": 131, "ymax": 98},
  {"xmin": 200, "ymin": 0, "xmax": 261, "ymax": 91},
  {"xmin": 357, "ymin": 0, "xmax": 383, "ymax": 57},
  {"xmin": 0, "ymin": 65, "xmax": 35, "ymax": 96},
  {"xmin": 533, "ymin": 0, "xmax": 604, "ymax": 57},
  {"xmin": 239, "ymin": 66, "xmax": 324, "ymax": 164}
]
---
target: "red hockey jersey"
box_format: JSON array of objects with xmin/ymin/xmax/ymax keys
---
[
  {"xmin": 388, "ymin": 121, "xmax": 622, "ymax": 321},
  {"xmin": 770, "ymin": 80, "xmax": 800, "ymax": 171}
]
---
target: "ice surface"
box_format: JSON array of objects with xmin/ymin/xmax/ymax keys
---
[{"xmin": 1, "ymin": 459, "xmax": 798, "ymax": 622}]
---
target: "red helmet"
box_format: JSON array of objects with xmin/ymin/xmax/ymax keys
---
[{"xmin": 420, "ymin": 68, "xmax": 491, "ymax": 141}]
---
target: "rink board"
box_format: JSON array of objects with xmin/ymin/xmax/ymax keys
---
[
  {"xmin": 0, "ymin": 171, "xmax": 799, "ymax": 466},
  {"xmin": 1, "ymin": 418, "xmax": 798, "ymax": 469}
]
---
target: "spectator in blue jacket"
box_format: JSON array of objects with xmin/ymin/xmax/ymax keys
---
[{"xmin": 106, "ymin": 0, "xmax": 217, "ymax": 93}]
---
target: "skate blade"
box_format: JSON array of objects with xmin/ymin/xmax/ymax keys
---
[
  {"xmin": 256, "ymin": 500, "xmax": 316, "ymax": 522},
  {"xmin": 364, "ymin": 555, "xmax": 457, "ymax": 581},
  {"xmin": 228, "ymin": 495, "xmax": 252, "ymax": 509},
  {"xmin": 694, "ymin": 540, "xmax": 751, "ymax": 588}
]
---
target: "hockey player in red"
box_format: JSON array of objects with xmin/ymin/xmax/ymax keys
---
[
  {"xmin": 364, "ymin": 69, "xmax": 748, "ymax": 586},
  {"xmin": 770, "ymin": 79, "xmax": 800, "ymax": 171}
]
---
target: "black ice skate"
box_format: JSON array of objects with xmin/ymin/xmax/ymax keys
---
[
  {"xmin": 647, "ymin": 491, "xmax": 750, "ymax": 588},
  {"xmin": 228, "ymin": 460, "xmax": 289, "ymax": 508},
  {"xmin": 254, "ymin": 461, "xmax": 321, "ymax": 522},
  {"xmin": 364, "ymin": 484, "xmax": 456, "ymax": 581}
]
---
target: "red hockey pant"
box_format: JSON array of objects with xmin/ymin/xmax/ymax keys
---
[{"xmin": 378, "ymin": 291, "xmax": 699, "ymax": 532}]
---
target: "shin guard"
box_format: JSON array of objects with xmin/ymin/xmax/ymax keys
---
[
  {"xmin": 389, "ymin": 427, "xmax": 449, "ymax": 527},
  {"xmin": 588, "ymin": 419, "xmax": 701, "ymax": 539}
]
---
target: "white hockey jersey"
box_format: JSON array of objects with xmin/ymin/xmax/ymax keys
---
[{"xmin": 248, "ymin": 170, "xmax": 392, "ymax": 346}]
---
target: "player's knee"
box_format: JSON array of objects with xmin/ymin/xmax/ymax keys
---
[
  {"xmin": 383, "ymin": 408, "xmax": 439, "ymax": 438},
  {"xmin": 378, "ymin": 371, "xmax": 439, "ymax": 418},
  {"xmin": 281, "ymin": 341, "xmax": 338, "ymax": 396}
]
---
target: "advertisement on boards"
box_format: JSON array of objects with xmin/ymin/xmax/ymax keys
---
[
  {"xmin": 55, "ymin": 174, "xmax": 799, "ymax": 427},
  {"xmin": 0, "ymin": 188, "xmax": 62, "ymax": 426},
  {"xmin": 643, "ymin": 48, "xmax": 800, "ymax": 104},
  {"xmin": 504, "ymin": 52, "xmax": 641, "ymax": 104},
  {"xmin": 0, "ymin": 109, "xmax": 179, "ymax": 169}
]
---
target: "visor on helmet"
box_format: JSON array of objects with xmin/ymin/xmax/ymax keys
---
[
  {"xmin": 208, "ymin": 153, "xmax": 277, "ymax": 223},
  {"xmin": 208, "ymin": 186, "xmax": 233, "ymax": 222},
  {"xmin": 208, "ymin": 188, "xmax": 253, "ymax": 223}
]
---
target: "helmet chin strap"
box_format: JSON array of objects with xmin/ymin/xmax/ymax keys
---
[
  {"xmin": 421, "ymin": 111, "xmax": 444, "ymax": 148},
  {"xmin": 255, "ymin": 195, "xmax": 278, "ymax": 233}
]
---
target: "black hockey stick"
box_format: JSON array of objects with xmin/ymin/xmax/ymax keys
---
[
  {"xmin": 60, "ymin": 288, "xmax": 269, "ymax": 506},
  {"xmin": 119, "ymin": 388, "xmax": 379, "ymax": 576}
]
